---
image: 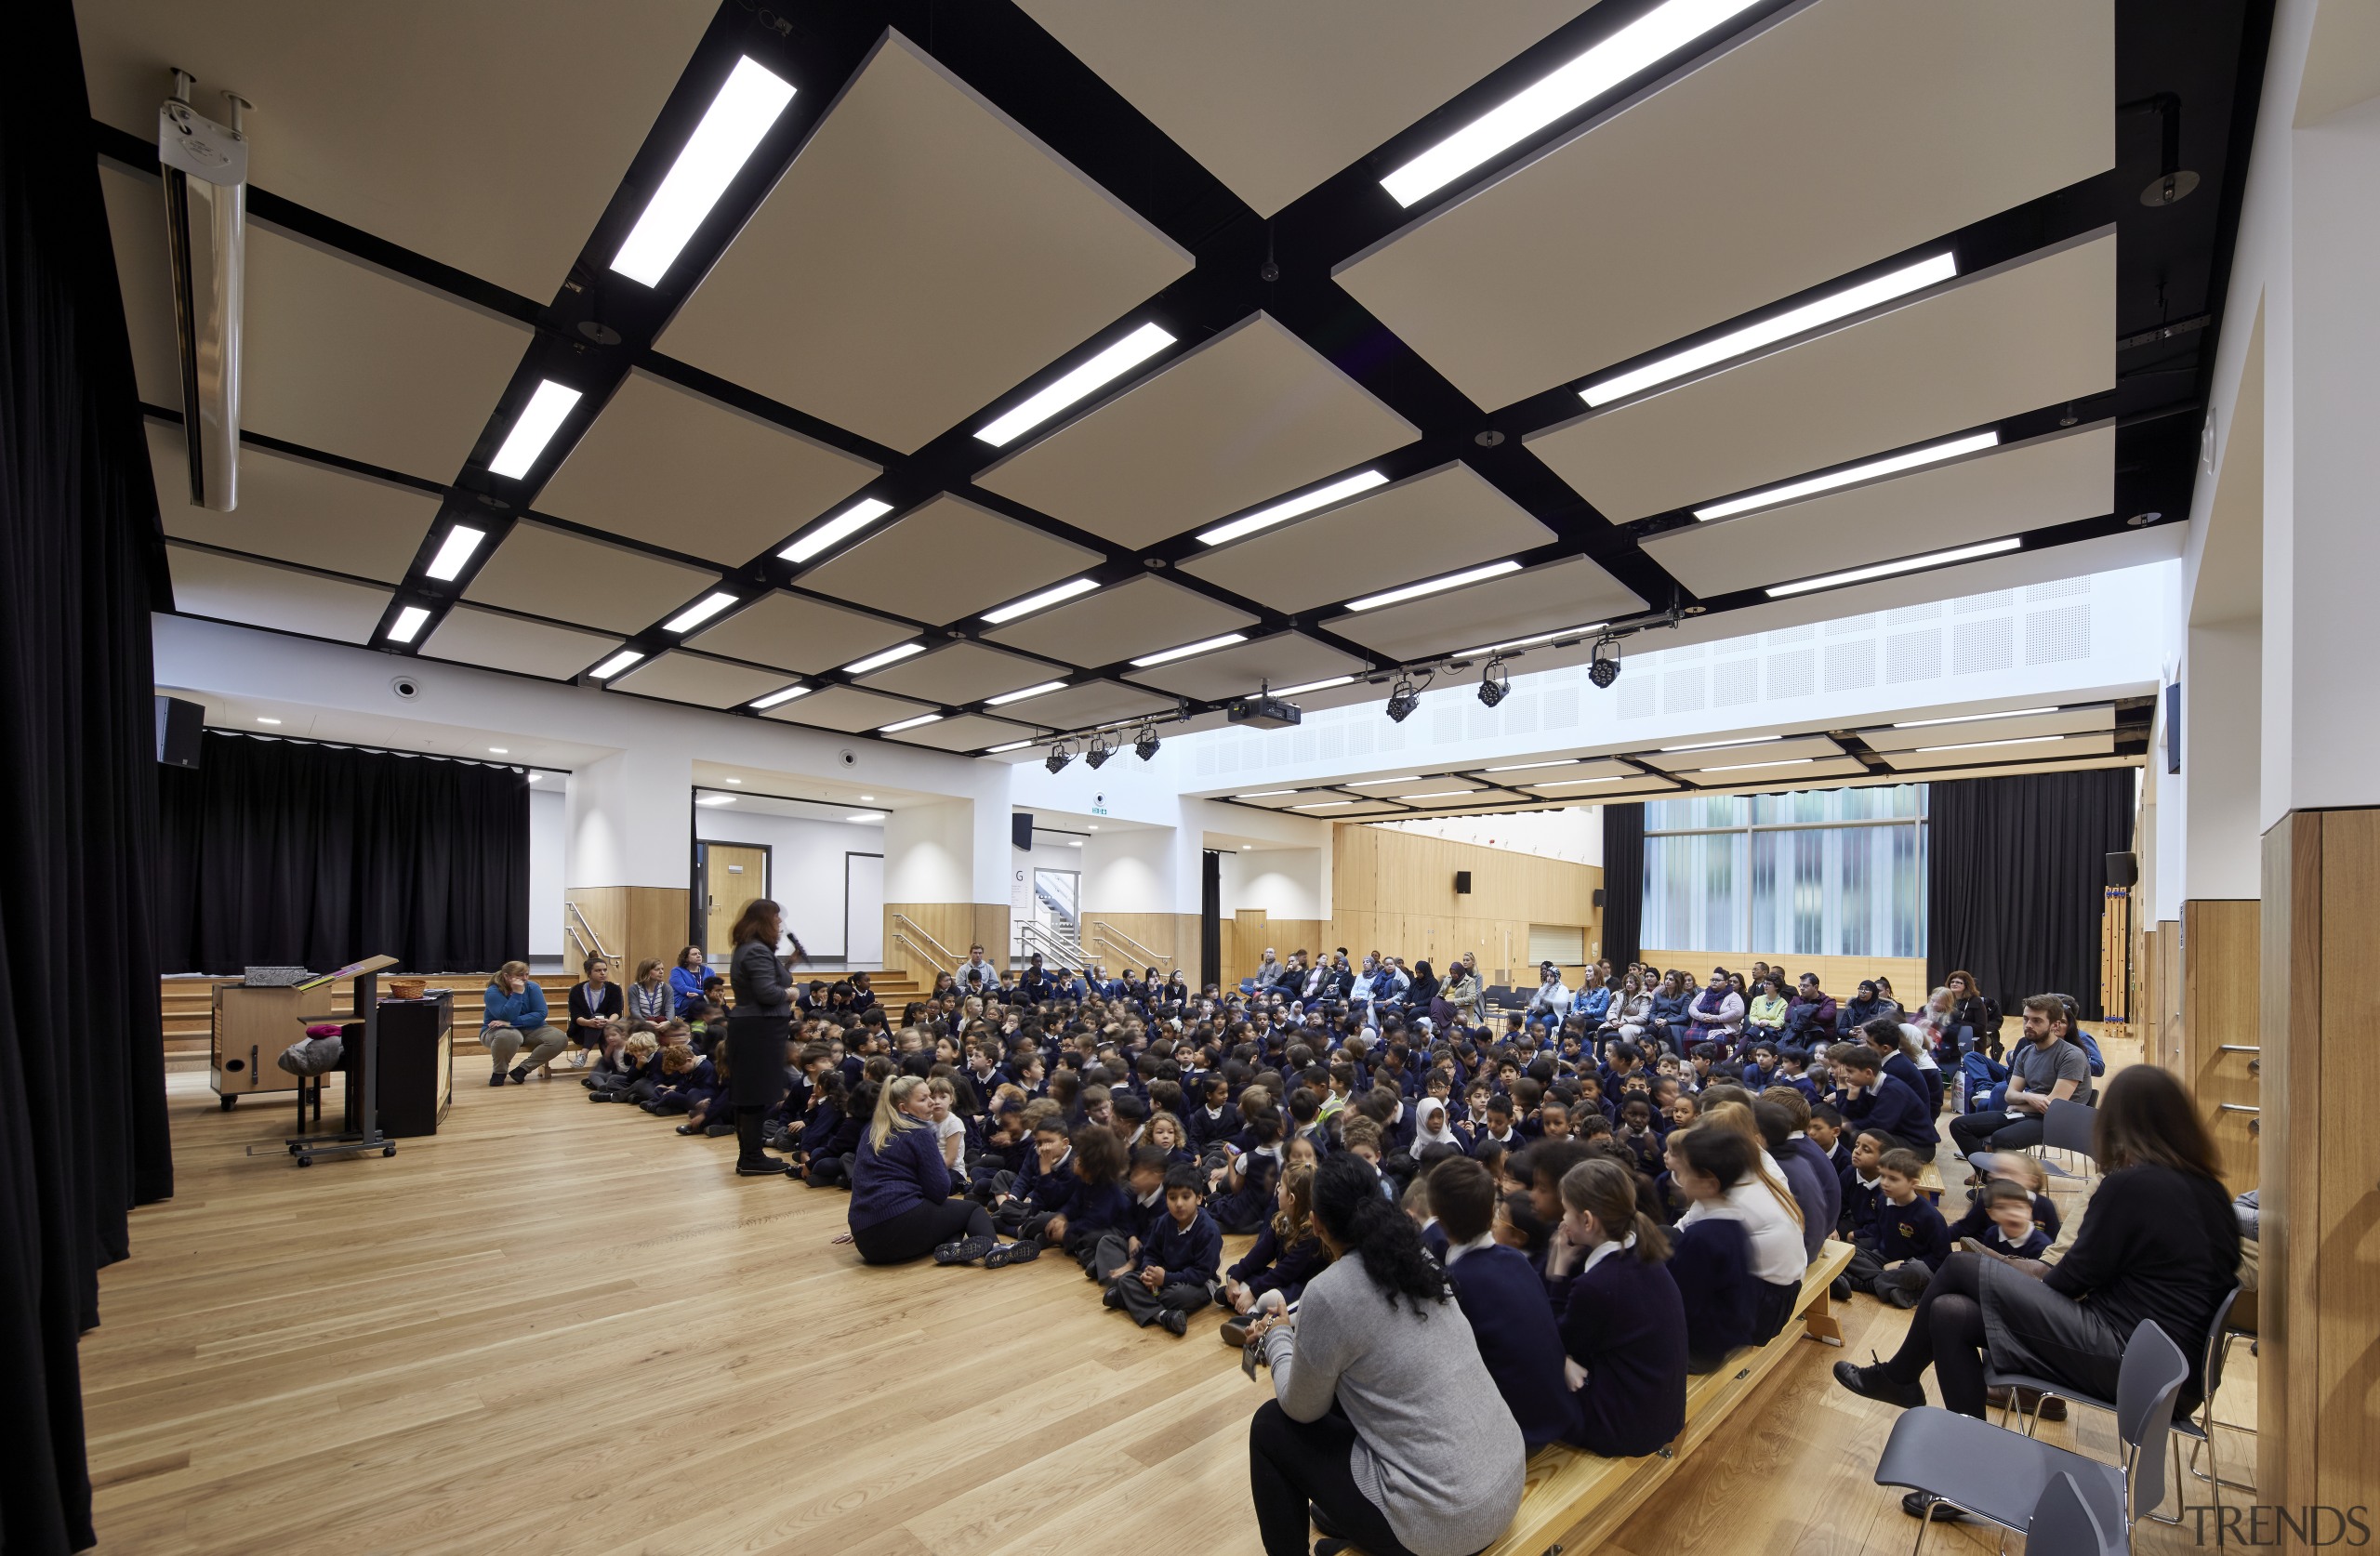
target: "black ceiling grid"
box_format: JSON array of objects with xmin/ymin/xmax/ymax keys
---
[{"xmin": 122, "ymin": 0, "xmax": 2261, "ymax": 764}]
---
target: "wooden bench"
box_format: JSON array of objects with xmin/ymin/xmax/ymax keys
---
[{"xmin": 1484, "ymin": 1238, "xmax": 1857, "ymax": 1556}]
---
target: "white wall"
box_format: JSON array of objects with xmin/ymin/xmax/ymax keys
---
[
  {"xmin": 884, "ymin": 799, "xmax": 976, "ymax": 903},
  {"xmin": 1220, "ymin": 847, "xmax": 1324, "ymax": 920},
  {"xmin": 1371, "ymin": 808, "xmax": 1601, "ymax": 864},
  {"xmin": 567, "ymin": 745, "xmax": 692, "ymax": 889},
  {"xmin": 529, "ymin": 784, "xmax": 565, "ymax": 957},
  {"xmin": 1083, "ymin": 826, "xmax": 1173, "ymax": 914},
  {"xmin": 694, "ymin": 805, "xmax": 884, "ymax": 957}
]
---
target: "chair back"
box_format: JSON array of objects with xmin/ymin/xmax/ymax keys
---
[
  {"xmin": 2028, "ymin": 1471, "xmax": 2121, "ymax": 1556},
  {"xmin": 2115, "ymin": 1320, "xmax": 2189, "ymax": 1521},
  {"xmin": 2044, "ymin": 1098, "xmax": 2096, "ymax": 1157},
  {"xmin": 2202, "ymin": 1284, "xmax": 2244, "ymax": 1398}
]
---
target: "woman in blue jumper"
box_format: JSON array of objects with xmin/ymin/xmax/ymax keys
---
[
  {"xmin": 847, "ymin": 1075, "xmax": 999, "ymax": 1265},
  {"xmin": 481, "ymin": 959, "xmax": 568, "ymax": 1085},
  {"xmin": 668, "ymin": 943, "xmax": 708, "ymax": 1016}
]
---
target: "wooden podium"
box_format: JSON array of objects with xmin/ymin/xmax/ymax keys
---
[
  {"xmin": 211, "ymin": 981, "xmax": 332, "ymax": 1109},
  {"xmin": 286, "ymin": 955, "xmax": 399, "ymax": 1167}
]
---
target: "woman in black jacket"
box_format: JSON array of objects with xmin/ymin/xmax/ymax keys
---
[
  {"xmin": 1834, "ymin": 1064, "xmax": 2239, "ymax": 1431},
  {"xmin": 725, "ymin": 899, "xmax": 796, "ymax": 1178}
]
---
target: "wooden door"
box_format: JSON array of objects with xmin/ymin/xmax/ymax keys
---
[{"xmin": 701, "ymin": 844, "xmax": 769, "ymax": 956}]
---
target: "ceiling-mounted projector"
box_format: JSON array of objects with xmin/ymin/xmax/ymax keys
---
[
  {"xmin": 158, "ymin": 70, "xmax": 251, "ymax": 511},
  {"xmin": 1226, "ymin": 688, "xmax": 1302, "ymax": 729}
]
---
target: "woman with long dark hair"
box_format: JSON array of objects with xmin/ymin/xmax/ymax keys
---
[
  {"xmin": 1244, "ymin": 1153, "xmax": 1524, "ymax": 1556},
  {"xmin": 724, "ymin": 900, "xmax": 795, "ymax": 1178}
]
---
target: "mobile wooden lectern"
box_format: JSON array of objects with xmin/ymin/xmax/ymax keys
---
[{"xmin": 286, "ymin": 954, "xmax": 399, "ymax": 1167}]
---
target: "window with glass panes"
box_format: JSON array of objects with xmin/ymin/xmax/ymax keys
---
[{"xmin": 1641, "ymin": 785, "xmax": 1926, "ymax": 957}]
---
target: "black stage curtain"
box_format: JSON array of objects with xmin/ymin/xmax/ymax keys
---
[
  {"xmin": 0, "ymin": 4, "xmax": 176, "ymax": 1549},
  {"xmin": 158, "ymin": 733, "xmax": 531, "ymax": 975},
  {"xmin": 1927, "ymin": 770, "xmax": 2133, "ymax": 1022},
  {"xmin": 1601, "ymin": 802, "xmax": 1645, "ymax": 969}
]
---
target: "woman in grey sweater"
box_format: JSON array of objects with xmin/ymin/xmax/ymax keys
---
[{"xmin": 1248, "ymin": 1154, "xmax": 1524, "ymax": 1556}]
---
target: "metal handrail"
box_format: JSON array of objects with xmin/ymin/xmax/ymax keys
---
[
  {"xmin": 1018, "ymin": 919, "xmax": 1086, "ymax": 968},
  {"xmin": 890, "ymin": 916, "xmax": 961, "ymax": 977},
  {"xmin": 563, "ymin": 901, "xmax": 610, "ymax": 961},
  {"xmin": 1090, "ymin": 919, "xmax": 1175, "ymax": 970}
]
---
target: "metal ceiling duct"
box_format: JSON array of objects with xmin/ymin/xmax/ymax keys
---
[{"xmin": 157, "ymin": 70, "xmax": 249, "ymax": 511}]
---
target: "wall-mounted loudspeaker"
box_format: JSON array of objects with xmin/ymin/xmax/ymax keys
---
[
  {"xmin": 1012, "ymin": 812, "xmax": 1034, "ymax": 851},
  {"xmin": 1593, "ymin": 888, "xmax": 1606, "ymax": 909},
  {"xmin": 1453, "ymin": 871, "xmax": 1472, "ymax": 895},
  {"xmin": 155, "ymin": 695, "xmax": 203, "ymax": 768},
  {"xmin": 2106, "ymin": 851, "xmax": 2139, "ymax": 889}
]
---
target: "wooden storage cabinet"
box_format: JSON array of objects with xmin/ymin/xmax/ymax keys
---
[{"xmin": 211, "ymin": 983, "xmax": 332, "ymax": 1108}]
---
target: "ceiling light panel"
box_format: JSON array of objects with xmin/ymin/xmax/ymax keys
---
[
  {"xmin": 1333, "ymin": 555, "xmax": 1646, "ymax": 662},
  {"xmin": 487, "ymin": 380, "xmax": 585, "ymax": 480},
  {"xmin": 662, "ymin": 592, "xmax": 740, "ymax": 633},
  {"xmin": 1197, "ymin": 469, "xmax": 1388, "ymax": 547},
  {"xmin": 974, "ymin": 315, "xmax": 1418, "ymax": 550},
  {"xmin": 165, "ymin": 545, "xmax": 391, "ymax": 645},
  {"xmin": 686, "ymin": 591, "xmax": 913, "ymax": 673},
  {"xmin": 781, "ymin": 497, "xmax": 895, "ymax": 564},
  {"xmin": 982, "ymin": 576, "xmax": 1102, "ymax": 624},
  {"xmin": 1335, "ymin": 0, "xmax": 2109, "ymax": 410},
  {"xmin": 1272, "ymin": 675, "xmax": 1355, "ymax": 696},
  {"xmin": 983, "ymin": 679, "xmax": 1175, "ymax": 730},
  {"xmin": 877, "ymin": 713, "xmax": 1039, "ymax": 753},
  {"xmin": 1765, "ymin": 537, "xmax": 2023, "ymax": 599},
  {"xmin": 1530, "ymin": 234, "xmax": 2115, "ymax": 523},
  {"xmin": 749, "ymin": 685, "xmax": 811, "ymax": 709},
  {"xmin": 1877, "ymin": 730, "xmax": 2113, "ymax": 770},
  {"xmin": 976, "ymin": 323, "xmax": 1177, "ymax": 447},
  {"xmin": 855, "ymin": 642, "xmax": 1069, "ymax": 705},
  {"xmin": 462, "ymin": 521, "xmax": 720, "ymax": 634},
  {"xmin": 421, "ymin": 604, "xmax": 623, "ymax": 681},
  {"xmin": 385, "ymin": 606, "xmax": 430, "ymax": 645},
  {"xmin": 656, "ymin": 35, "xmax": 1189, "ymax": 453},
  {"xmin": 1130, "ymin": 633, "xmax": 1248, "ymax": 667},
  {"xmin": 423, "ymin": 526, "xmax": 488, "ymax": 582},
  {"xmin": 1342, "ymin": 560, "xmax": 1522, "ymax": 612},
  {"xmin": 142, "ymin": 424, "xmax": 437, "ymax": 585},
  {"xmin": 1182, "ymin": 463, "xmax": 1554, "ymax": 615},
  {"xmin": 984, "ymin": 574, "xmax": 1256, "ymax": 667},
  {"xmin": 610, "ymin": 651, "xmax": 796, "ymax": 709},
  {"xmin": 1523, "ymin": 773, "xmax": 1682, "ymax": 798},
  {"xmin": 1693, "ymin": 430, "xmax": 2000, "ymax": 521},
  {"xmin": 611, "ymin": 56, "xmax": 797, "ymax": 287},
  {"xmin": 1639, "ymin": 734, "xmax": 1845, "ymax": 772},
  {"xmin": 537, "ymin": 370, "xmax": 880, "ymax": 564},
  {"xmin": 842, "ymin": 641, "xmax": 926, "ymax": 675},
  {"xmin": 1124, "ymin": 632, "xmax": 1368, "ymax": 703},
  {"xmin": 879, "ymin": 713, "xmax": 944, "ymax": 733},
  {"xmin": 588, "ymin": 650, "xmax": 645, "ymax": 680},
  {"xmin": 759, "ymin": 684, "xmax": 937, "ymax": 732},
  {"xmin": 798, "ymin": 495, "xmax": 1103, "ymax": 626},
  {"xmin": 1644, "ymin": 425, "xmax": 2108, "ymax": 598},
  {"xmin": 1859, "ymin": 704, "xmax": 2110, "ymax": 752}
]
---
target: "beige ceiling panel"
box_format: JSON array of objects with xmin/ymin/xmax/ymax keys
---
[
  {"xmin": 1276, "ymin": 798, "xmax": 1405, "ymax": 817},
  {"xmin": 421, "ymin": 604, "xmax": 621, "ymax": 681},
  {"xmin": 101, "ymin": 165, "xmax": 179, "ymax": 405},
  {"xmin": 854, "ymin": 641, "xmax": 1069, "ymax": 705},
  {"xmin": 760, "ymin": 685, "xmax": 936, "ymax": 733},
  {"xmin": 1336, "ymin": 0, "xmax": 2111, "ymax": 408},
  {"xmin": 241, "ymin": 227, "xmax": 531, "ymax": 480},
  {"xmin": 165, "ymin": 544, "xmax": 390, "ymax": 643},
  {"xmin": 798, "ymin": 495, "xmax": 1102, "ymax": 626},
  {"xmin": 984, "ymin": 574, "xmax": 1256, "ymax": 666},
  {"xmin": 462, "ymin": 521, "xmax": 719, "ymax": 634},
  {"xmin": 1529, "ymin": 234, "xmax": 2119, "ymax": 521},
  {"xmin": 1126, "ymin": 633, "xmax": 1368, "ymax": 703},
  {"xmin": 1334, "ymin": 775, "xmax": 1501, "ymax": 800},
  {"xmin": 990, "ymin": 679, "xmax": 1175, "ymax": 730},
  {"xmin": 973, "ymin": 315, "xmax": 1420, "ymax": 549},
  {"xmin": 1180, "ymin": 463, "xmax": 1555, "ymax": 613},
  {"xmin": 1467, "ymin": 756, "xmax": 1640, "ymax": 782},
  {"xmin": 1640, "ymin": 735, "xmax": 1848, "ymax": 772},
  {"xmin": 1390, "ymin": 786, "xmax": 1538, "ymax": 811},
  {"xmin": 538, "ymin": 370, "xmax": 879, "ymax": 564},
  {"xmin": 1014, "ymin": 2, "xmax": 1589, "ymax": 218},
  {"xmin": 146, "ymin": 421, "xmax": 438, "ymax": 583},
  {"xmin": 1523, "ymin": 774, "xmax": 1682, "ymax": 799},
  {"xmin": 1640, "ymin": 424, "xmax": 2113, "ymax": 597},
  {"xmin": 1667, "ymin": 756, "xmax": 1872, "ymax": 786},
  {"xmin": 610, "ymin": 651, "xmax": 800, "ymax": 709},
  {"xmin": 1858, "ymin": 704, "xmax": 2115, "ymax": 753},
  {"xmin": 1331, "ymin": 556, "xmax": 1646, "ymax": 662},
  {"xmin": 1877, "ymin": 731, "xmax": 2116, "ymax": 770},
  {"xmin": 684, "ymin": 591, "xmax": 914, "ymax": 673},
  {"xmin": 880, "ymin": 713, "xmax": 1039, "ymax": 753},
  {"xmin": 77, "ymin": 0, "xmax": 712, "ymax": 295},
  {"xmin": 658, "ymin": 32, "xmax": 1189, "ymax": 453}
]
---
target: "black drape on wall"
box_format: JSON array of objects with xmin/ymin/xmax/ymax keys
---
[
  {"xmin": 1601, "ymin": 802, "xmax": 1645, "ymax": 968},
  {"xmin": 158, "ymin": 733, "xmax": 531, "ymax": 975},
  {"xmin": 0, "ymin": 5, "xmax": 175, "ymax": 1549},
  {"xmin": 1927, "ymin": 769, "xmax": 2134, "ymax": 1022}
]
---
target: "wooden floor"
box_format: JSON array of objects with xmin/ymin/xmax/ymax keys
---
[{"xmin": 84, "ymin": 1062, "xmax": 2256, "ymax": 1556}]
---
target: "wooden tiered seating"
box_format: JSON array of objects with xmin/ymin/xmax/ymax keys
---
[{"xmin": 1484, "ymin": 1238, "xmax": 1856, "ymax": 1556}]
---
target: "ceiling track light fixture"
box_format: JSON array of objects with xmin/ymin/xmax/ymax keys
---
[
  {"xmin": 1588, "ymin": 636, "xmax": 1623, "ymax": 689},
  {"xmin": 1045, "ymin": 741, "xmax": 1075, "ymax": 775},
  {"xmin": 1083, "ymin": 732, "xmax": 1114, "ymax": 770},
  {"xmin": 1384, "ymin": 670, "xmax": 1428, "ymax": 724},
  {"xmin": 1133, "ymin": 725, "xmax": 1161, "ymax": 761},
  {"xmin": 1477, "ymin": 655, "xmax": 1511, "ymax": 708}
]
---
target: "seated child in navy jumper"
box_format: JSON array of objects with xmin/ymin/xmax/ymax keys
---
[
  {"xmin": 1205, "ymin": 1105, "xmax": 1284, "ymax": 1234},
  {"xmin": 1105, "ymin": 1166, "xmax": 1221, "ymax": 1335},
  {"xmin": 994, "ymin": 1116, "xmax": 1074, "ymax": 1236},
  {"xmin": 1835, "ymin": 1127, "xmax": 1894, "ymax": 1246},
  {"xmin": 1084, "ymin": 1146, "xmax": 1170, "ymax": 1286},
  {"xmin": 1545, "ymin": 1156, "xmax": 1690, "ymax": 1457},
  {"xmin": 1428, "ymin": 1156, "xmax": 1580, "ymax": 1452},
  {"xmin": 1012, "ymin": 1126, "xmax": 1130, "ymax": 1271},
  {"xmin": 1215, "ymin": 1160, "xmax": 1328, "ymax": 1346},
  {"xmin": 801, "ymin": 1077, "xmax": 874, "ymax": 1189},
  {"xmin": 1186, "ymin": 1075, "xmax": 1242, "ymax": 1151},
  {"xmin": 1843, "ymin": 1149, "xmax": 1950, "ymax": 1307},
  {"xmin": 1964, "ymin": 1176, "xmax": 2054, "ymax": 1261}
]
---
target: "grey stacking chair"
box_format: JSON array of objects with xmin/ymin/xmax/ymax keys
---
[
  {"xmin": 2035, "ymin": 1098, "xmax": 2096, "ymax": 1183},
  {"xmin": 1872, "ymin": 1319, "xmax": 2188, "ymax": 1554},
  {"xmin": 2027, "ymin": 1471, "xmax": 2125, "ymax": 1556}
]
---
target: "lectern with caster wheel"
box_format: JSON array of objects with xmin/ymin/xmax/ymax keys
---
[{"xmin": 286, "ymin": 954, "xmax": 400, "ymax": 1167}]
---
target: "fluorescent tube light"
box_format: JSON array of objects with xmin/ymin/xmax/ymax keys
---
[
  {"xmin": 1487, "ymin": 758, "xmax": 1583, "ymax": 772},
  {"xmin": 1661, "ymin": 734, "xmax": 1780, "ymax": 753},
  {"xmin": 843, "ymin": 641, "xmax": 925, "ymax": 674},
  {"xmin": 487, "ymin": 380, "xmax": 582, "ymax": 480},
  {"xmin": 1891, "ymin": 706, "xmax": 2058, "ymax": 729},
  {"xmin": 1404, "ymin": 789, "xmax": 1477, "ymax": 799},
  {"xmin": 782, "ymin": 497, "xmax": 894, "ymax": 564},
  {"xmin": 985, "ymin": 680, "xmax": 1067, "ymax": 706},
  {"xmin": 663, "ymin": 591, "xmax": 739, "ymax": 633},
  {"xmin": 1293, "ymin": 799, "xmax": 1357, "ymax": 810},
  {"xmin": 256, "ymin": 716, "xmax": 281, "ymax": 726},
  {"xmin": 749, "ymin": 685, "xmax": 810, "ymax": 709},
  {"xmin": 1461, "ymin": 622, "xmax": 1606, "ymax": 656},
  {"xmin": 974, "ymin": 323, "xmax": 1175, "ymax": 447},
  {"xmin": 879, "ymin": 713, "xmax": 943, "ymax": 733},
  {"xmin": 1582, "ymin": 252, "xmax": 1959, "ymax": 406},
  {"xmin": 1699, "ymin": 757, "xmax": 1813, "ymax": 772},
  {"xmin": 489, "ymin": 747, "xmax": 509, "ymax": 754},
  {"xmin": 983, "ymin": 577, "xmax": 1099, "ymax": 624},
  {"xmin": 1349, "ymin": 776, "xmax": 1422, "ymax": 786},
  {"xmin": 695, "ymin": 794, "xmax": 736, "ymax": 807},
  {"xmin": 1343, "ymin": 560, "xmax": 1521, "ymax": 612},
  {"xmin": 424, "ymin": 526, "xmax": 486, "ymax": 581},
  {"xmin": 1765, "ymin": 536, "xmax": 2020, "ymax": 599},
  {"xmin": 1197, "ymin": 469, "xmax": 1388, "ymax": 546},
  {"xmin": 847, "ymin": 811, "xmax": 885, "ymax": 823},
  {"xmin": 1271, "ymin": 676, "xmax": 1355, "ymax": 696},
  {"xmin": 1695, "ymin": 430, "xmax": 2000, "ymax": 521},
  {"xmin": 588, "ymin": 650, "xmax": 644, "ymax": 680},
  {"xmin": 1537, "ymin": 774, "xmax": 1628, "ymax": 787},
  {"xmin": 1238, "ymin": 789, "xmax": 1300, "ymax": 799},
  {"xmin": 986, "ymin": 740, "xmax": 1033, "ymax": 754},
  {"xmin": 1912, "ymin": 735, "xmax": 2065, "ymax": 754},
  {"xmin": 723, "ymin": 777, "xmax": 740, "ymax": 784},
  {"xmin": 387, "ymin": 605, "xmax": 430, "ymax": 643},
  {"xmin": 1130, "ymin": 633, "xmax": 1247, "ymax": 667},
  {"xmin": 611, "ymin": 57, "xmax": 797, "ymax": 286}
]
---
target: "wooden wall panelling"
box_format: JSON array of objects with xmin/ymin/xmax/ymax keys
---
[
  {"xmin": 2153, "ymin": 917, "xmax": 2183, "ymax": 1070},
  {"xmin": 2179, "ymin": 899, "xmax": 2260, "ymax": 1193},
  {"xmin": 564, "ymin": 885, "xmax": 691, "ymax": 986},
  {"xmin": 1083, "ymin": 913, "xmax": 1191, "ymax": 974},
  {"xmin": 882, "ymin": 903, "xmax": 1010, "ymax": 978},
  {"xmin": 1228, "ymin": 910, "xmax": 1266, "ymax": 986},
  {"xmin": 1327, "ymin": 824, "xmax": 1602, "ymax": 985},
  {"xmin": 1638, "ymin": 951, "xmax": 1930, "ymax": 1002}
]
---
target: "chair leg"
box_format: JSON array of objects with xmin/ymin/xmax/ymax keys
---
[
  {"xmin": 1908, "ymin": 1499, "xmax": 1938, "ymax": 1556},
  {"xmin": 2139, "ymin": 1435, "xmax": 2186, "ymax": 1525}
]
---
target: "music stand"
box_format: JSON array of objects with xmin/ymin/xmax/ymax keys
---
[{"xmin": 286, "ymin": 954, "xmax": 400, "ymax": 1167}]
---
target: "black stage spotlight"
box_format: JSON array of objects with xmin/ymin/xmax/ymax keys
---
[
  {"xmin": 1384, "ymin": 675, "xmax": 1420, "ymax": 723},
  {"xmin": 1587, "ymin": 636, "xmax": 1622, "ymax": 690},
  {"xmin": 1477, "ymin": 655, "xmax": 1510, "ymax": 707},
  {"xmin": 1134, "ymin": 725, "xmax": 1160, "ymax": 760},
  {"xmin": 1045, "ymin": 742, "xmax": 1074, "ymax": 774},
  {"xmin": 1084, "ymin": 733, "xmax": 1113, "ymax": 770}
]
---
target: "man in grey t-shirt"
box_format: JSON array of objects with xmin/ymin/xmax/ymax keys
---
[{"xmin": 1949, "ymin": 993, "xmax": 2092, "ymax": 1162}]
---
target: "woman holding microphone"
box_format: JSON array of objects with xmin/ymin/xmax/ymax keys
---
[{"xmin": 725, "ymin": 899, "xmax": 796, "ymax": 1178}]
